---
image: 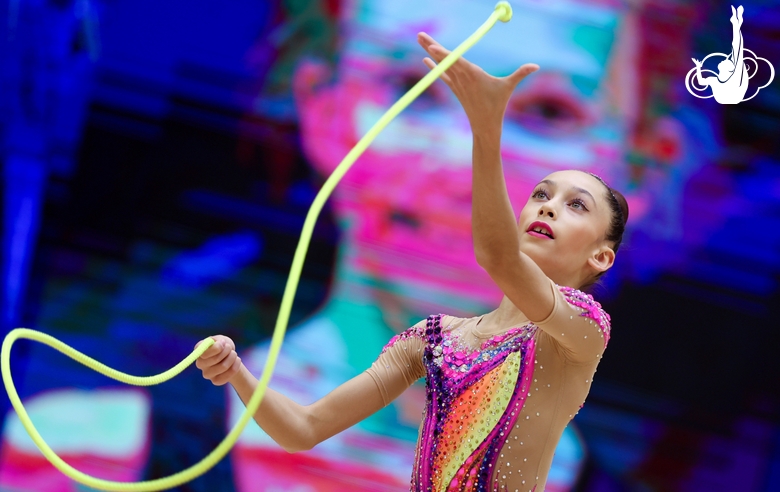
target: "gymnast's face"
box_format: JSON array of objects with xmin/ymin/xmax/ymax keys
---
[
  {"xmin": 293, "ymin": 0, "xmax": 630, "ymax": 315},
  {"xmin": 517, "ymin": 170, "xmax": 614, "ymax": 286}
]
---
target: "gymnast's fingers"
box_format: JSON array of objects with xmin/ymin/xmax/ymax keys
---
[
  {"xmin": 201, "ymin": 334, "xmax": 235, "ymax": 355},
  {"xmin": 212, "ymin": 334, "xmax": 235, "ymax": 352},
  {"xmin": 416, "ymin": 32, "xmax": 437, "ymax": 53},
  {"xmin": 423, "ymin": 57, "xmax": 453, "ymax": 86},
  {"xmin": 212, "ymin": 355, "xmax": 242, "ymax": 386},
  {"xmin": 197, "ymin": 341, "xmax": 232, "ymax": 370},
  {"xmin": 203, "ymin": 349, "xmax": 239, "ymax": 384},
  {"xmin": 202, "ymin": 348, "xmax": 236, "ymax": 380},
  {"xmin": 196, "ymin": 338, "xmax": 223, "ymax": 363},
  {"xmin": 506, "ymin": 63, "xmax": 540, "ymax": 88},
  {"xmin": 417, "ymin": 33, "xmax": 453, "ymax": 64}
]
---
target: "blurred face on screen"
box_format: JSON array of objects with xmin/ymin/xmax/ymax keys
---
[{"xmin": 294, "ymin": 0, "xmax": 632, "ymax": 319}]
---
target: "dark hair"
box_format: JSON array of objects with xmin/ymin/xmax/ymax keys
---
[{"xmin": 581, "ymin": 172, "xmax": 630, "ymax": 289}]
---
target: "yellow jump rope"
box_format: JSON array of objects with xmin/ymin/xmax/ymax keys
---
[{"xmin": 1, "ymin": 3, "xmax": 513, "ymax": 490}]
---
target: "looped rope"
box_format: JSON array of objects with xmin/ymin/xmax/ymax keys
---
[{"xmin": 0, "ymin": 3, "xmax": 513, "ymax": 490}]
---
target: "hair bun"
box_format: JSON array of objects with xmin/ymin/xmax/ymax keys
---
[{"xmin": 612, "ymin": 189, "xmax": 630, "ymax": 226}]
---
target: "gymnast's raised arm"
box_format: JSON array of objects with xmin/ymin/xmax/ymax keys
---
[
  {"xmin": 417, "ymin": 32, "xmax": 611, "ymax": 361},
  {"xmin": 416, "ymin": 32, "xmax": 554, "ymax": 321}
]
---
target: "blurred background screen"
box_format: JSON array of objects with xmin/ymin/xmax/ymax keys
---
[{"xmin": 0, "ymin": 0, "xmax": 779, "ymax": 491}]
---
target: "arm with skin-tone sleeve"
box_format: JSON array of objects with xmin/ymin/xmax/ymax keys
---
[
  {"xmin": 415, "ymin": 33, "xmax": 551, "ymax": 322},
  {"xmin": 227, "ymin": 365, "xmax": 384, "ymax": 452},
  {"xmin": 469, "ymin": 113, "xmax": 606, "ymax": 360},
  {"xmin": 532, "ymin": 278, "xmax": 610, "ymax": 361},
  {"xmin": 197, "ymin": 325, "xmax": 426, "ymax": 453},
  {"xmin": 417, "ymin": 33, "xmax": 607, "ymax": 360},
  {"xmin": 469, "ymin": 125, "xmax": 554, "ymax": 323}
]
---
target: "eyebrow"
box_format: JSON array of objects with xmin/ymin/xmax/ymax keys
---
[{"xmin": 538, "ymin": 179, "xmax": 597, "ymax": 206}]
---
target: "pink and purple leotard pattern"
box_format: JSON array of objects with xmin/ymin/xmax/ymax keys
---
[
  {"xmin": 381, "ymin": 286, "xmax": 610, "ymax": 492},
  {"xmin": 410, "ymin": 315, "xmax": 535, "ymax": 492}
]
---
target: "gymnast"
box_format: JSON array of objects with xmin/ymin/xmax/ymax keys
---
[{"xmin": 196, "ymin": 32, "xmax": 629, "ymax": 492}]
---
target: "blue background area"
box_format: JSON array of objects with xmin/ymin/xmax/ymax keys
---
[{"xmin": 1, "ymin": 0, "xmax": 779, "ymax": 491}]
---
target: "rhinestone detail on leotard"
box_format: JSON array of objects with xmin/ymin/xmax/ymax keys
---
[{"xmin": 378, "ymin": 285, "xmax": 610, "ymax": 492}]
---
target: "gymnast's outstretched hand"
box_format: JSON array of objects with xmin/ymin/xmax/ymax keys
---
[
  {"xmin": 417, "ymin": 32, "xmax": 538, "ymax": 132},
  {"xmin": 195, "ymin": 335, "xmax": 242, "ymax": 386}
]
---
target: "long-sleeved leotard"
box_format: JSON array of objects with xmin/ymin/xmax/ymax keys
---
[{"xmin": 366, "ymin": 279, "xmax": 611, "ymax": 492}]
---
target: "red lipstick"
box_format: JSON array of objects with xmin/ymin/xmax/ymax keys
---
[{"xmin": 526, "ymin": 221, "xmax": 555, "ymax": 239}]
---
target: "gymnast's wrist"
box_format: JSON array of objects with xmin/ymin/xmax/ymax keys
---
[
  {"xmin": 472, "ymin": 125, "xmax": 503, "ymax": 147},
  {"xmin": 229, "ymin": 362, "xmax": 256, "ymax": 390}
]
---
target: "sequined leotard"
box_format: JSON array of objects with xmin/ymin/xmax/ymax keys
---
[{"xmin": 365, "ymin": 280, "xmax": 611, "ymax": 492}]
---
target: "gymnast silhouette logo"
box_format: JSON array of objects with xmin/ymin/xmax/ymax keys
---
[{"xmin": 685, "ymin": 5, "xmax": 774, "ymax": 104}]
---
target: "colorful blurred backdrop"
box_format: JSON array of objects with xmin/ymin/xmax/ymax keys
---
[{"xmin": 1, "ymin": 0, "xmax": 779, "ymax": 491}]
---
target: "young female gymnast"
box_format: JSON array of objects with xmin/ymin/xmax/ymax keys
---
[{"xmin": 196, "ymin": 32, "xmax": 629, "ymax": 492}]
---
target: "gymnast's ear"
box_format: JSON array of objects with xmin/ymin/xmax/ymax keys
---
[{"xmin": 587, "ymin": 245, "xmax": 615, "ymax": 275}]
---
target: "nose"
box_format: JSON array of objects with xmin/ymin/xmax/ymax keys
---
[{"xmin": 538, "ymin": 205, "xmax": 555, "ymax": 219}]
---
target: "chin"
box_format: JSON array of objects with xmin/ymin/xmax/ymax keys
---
[{"xmin": 519, "ymin": 243, "xmax": 553, "ymax": 270}]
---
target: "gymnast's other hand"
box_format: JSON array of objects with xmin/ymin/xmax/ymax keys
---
[
  {"xmin": 417, "ymin": 31, "xmax": 538, "ymax": 132},
  {"xmin": 195, "ymin": 335, "xmax": 243, "ymax": 386}
]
